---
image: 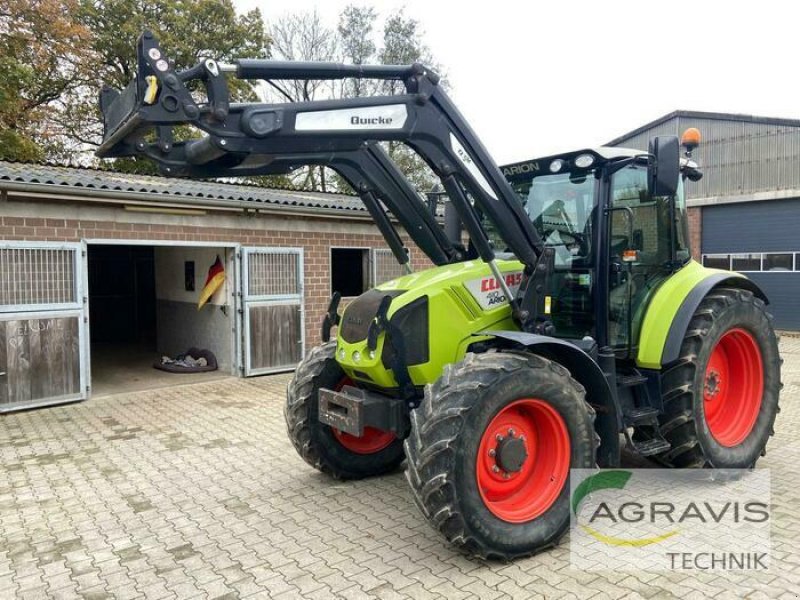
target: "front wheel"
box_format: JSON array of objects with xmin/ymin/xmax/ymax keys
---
[
  {"xmin": 405, "ymin": 352, "xmax": 597, "ymax": 559},
  {"xmin": 285, "ymin": 342, "xmax": 405, "ymax": 479}
]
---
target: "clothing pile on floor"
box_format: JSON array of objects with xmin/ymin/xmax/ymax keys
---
[
  {"xmin": 160, "ymin": 353, "xmax": 208, "ymax": 368},
  {"xmin": 153, "ymin": 348, "xmax": 218, "ymax": 373}
]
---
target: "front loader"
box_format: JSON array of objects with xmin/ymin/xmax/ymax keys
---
[{"xmin": 98, "ymin": 32, "xmax": 781, "ymax": 560}]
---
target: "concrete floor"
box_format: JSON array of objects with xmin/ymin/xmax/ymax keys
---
[{"xmin": 90, "ymin": 343, "xmax": 231, "ymax": 398}]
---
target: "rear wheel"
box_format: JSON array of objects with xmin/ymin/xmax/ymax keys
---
[
  {"xmin": 285, "ymin": 342, "xmax": 405, "ymax": 479},
  {"xmin": 405, "ymin": 352, "xmax": 596, "ymax": 559},
  {"xmin": 655, "ymin": 288, "xmax": 781, "ymax": 468}
]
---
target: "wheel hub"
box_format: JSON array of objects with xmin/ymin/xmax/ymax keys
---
[
  {"xmin": 704, "ymin": 369, "xmax": 721, "ymax": 399},
  {"xmin": 494, "ymin": 433, "xmax": 528, "ymax": 473}
]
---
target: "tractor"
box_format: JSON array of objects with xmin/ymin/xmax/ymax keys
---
[{"xmin": 97, "ymin": 32, "xmax": 781, "ymax": 559}]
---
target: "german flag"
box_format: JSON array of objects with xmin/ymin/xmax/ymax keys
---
[{"xmin": 198, "ymin": 255, "xmax": 225, "ymax": 310}]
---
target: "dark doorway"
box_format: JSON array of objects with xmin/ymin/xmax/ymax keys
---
[
  {"xmin": 88, "ymin": 245, "xmax": 158, "ymax": 395},
  {"xmin": 331, "ymin": 247, "xmax": 369, "ymax": 297},
  {"xmin": 88, "ymin": 245, "xmax": 156, "ymax": 346}
]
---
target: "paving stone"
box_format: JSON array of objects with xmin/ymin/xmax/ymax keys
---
[{"xmin": 1, "ymin": 349, "xmax": 799, "ymax": 599}]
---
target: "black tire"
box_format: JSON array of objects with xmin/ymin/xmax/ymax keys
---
[
  {"xmin": 654, "ymin": 287, "xmax": 781, "ymax": 468},
  {"xmin": 285, "ymin": 342, "xmax": 405, "ymax": 479},
  {"xmin": 404, "ymin": 351, "xmax": 597, "ymax": 560}
]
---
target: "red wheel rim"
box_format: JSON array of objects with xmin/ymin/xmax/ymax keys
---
[
  {"xmin": 476, "ymin": 399, "xmax": 571, "ymax": 523},
  {"xmin": 703, "ymin": 328, "xmax": 764, "ymax": 447},
  {"xmin": 330, "ymin": 377, "xmax": 395, "ymax": 455}
]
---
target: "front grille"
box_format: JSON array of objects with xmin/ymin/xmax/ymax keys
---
[{"xmin": 339, "ymin": 289, "xmax": 405, "ymax": 343}]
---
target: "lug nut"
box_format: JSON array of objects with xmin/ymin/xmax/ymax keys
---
[
  {"xmin": 508, "ymin": 428, "xmax": 516, "ymax": 437},
  {"xmin": 496, "ymin": 434, "xmax": 504, "ymax": 442},
  {"xmin": 488, "ymin": 449, "xmax": 496, "ymax": 457},
  {"xmin": 503, "ymin": 473, "xmax": 510, "ymax": 479},
  {"xmin": 492, "ymin": 465, "xmax": 500, "ymax": 473}
]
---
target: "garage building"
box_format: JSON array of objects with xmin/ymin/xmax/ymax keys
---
[
  {"xmin": 608, "ymin": 110, "xmax": 800, "ymax": 329},
  {"xmin": 0, "ymin": 161, "xmax": 415, "ymax": 412}
]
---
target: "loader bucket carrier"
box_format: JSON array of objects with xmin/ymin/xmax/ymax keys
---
[{"xmin": 98, "ymin": 32, "xmax": 781, "ymax": 561}]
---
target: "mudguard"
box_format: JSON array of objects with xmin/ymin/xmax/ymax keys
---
[
  {"xmin": 660, "ymin": 275, "xmax": 768, "ymax": 366},
  {"xmin": 483, "ymin": 330, "xmax": 621, "ymax": 468},
  {"xmin": 636, "ymin": 260, "xmax": 768, "ymax": 369}
]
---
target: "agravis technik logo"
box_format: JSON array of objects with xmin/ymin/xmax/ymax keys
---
[
  {"xmin": 571, "ymin": 470, "xmax": 680, "ymax": 547},
  {"xmin": 570, "ymin": 469, "xmax": 771, "ymax": 571}
]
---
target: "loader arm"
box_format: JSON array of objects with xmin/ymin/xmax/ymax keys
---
[
  {"xmin": 98, "ymin": 31, "xmax": 544, "ymax": 287},
  {"xmin": 170, "ymin": 142, "xmax": 463, "ymax": 267}
]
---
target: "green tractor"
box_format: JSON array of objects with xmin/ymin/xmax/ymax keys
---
[{"xmin": 98, "ymin": 32, "xmax": 781, "ymax": 559}]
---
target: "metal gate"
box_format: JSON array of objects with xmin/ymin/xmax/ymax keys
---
[
  {"xmin": 372, "ymin": 248, "xmax": 408, "ymax": 286},
  {"xmin": 0, "ymin": 242, "xmax": 89, "ymax": 412},
  {"xmin": 241, "ymin": 247, "xmax": 304, "ymax": 376}
]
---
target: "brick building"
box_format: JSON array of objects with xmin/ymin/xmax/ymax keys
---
[{"xmin": 0, "ymin": 161, "xmax": 417, "ymax": 411}]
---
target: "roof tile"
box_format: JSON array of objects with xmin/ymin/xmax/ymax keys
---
[{"xmin": 0, "ymin": 160, "xmax": 365, "ymax": 213}]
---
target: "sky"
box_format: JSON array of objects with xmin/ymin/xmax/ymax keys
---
[{"xmin": 232, "ymin": 0, "xmax": 800, "ymax": 164}]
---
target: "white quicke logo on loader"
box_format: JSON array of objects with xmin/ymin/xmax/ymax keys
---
[
  {"xmin": 295, "ymin": 105, "xmax": 408, "ymax": 131},
  {"xmin": 464, "ymin": 271, "xmax": 523, "ymax": 309}
]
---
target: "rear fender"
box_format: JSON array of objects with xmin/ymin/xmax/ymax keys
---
[
  {"xmin": 636, "ymin": 260, "xmax": 767, "ymax": 369},
  {"xmin": 661, "ymin": 275, "xmax": 768, "ymax": 365},
  {"xmin": 483, "ymin": 330, "xmax": 621, "ymax": 468}
]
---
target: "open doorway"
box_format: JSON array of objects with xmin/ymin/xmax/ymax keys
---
[{"xmin": 87, "ymin": 243, "xmax": 235, "ymax": 396}]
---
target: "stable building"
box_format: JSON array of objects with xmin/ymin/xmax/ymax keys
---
[
  {"xmin": 0, "ymin": 161, "xmax": 412, "ymax": 412},
  {"xmin": 608, "ymin": 110, "xmax": 800, "ymax": 329}
]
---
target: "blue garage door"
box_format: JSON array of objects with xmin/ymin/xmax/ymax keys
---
[{"xmin": 702, "ymin": 198, "xmax": 800, "ymax": 330}]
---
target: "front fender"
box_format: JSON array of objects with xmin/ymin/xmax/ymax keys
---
[{"xmin": 483, "ymin": 330, "xmax": 620, "ymax": 467}]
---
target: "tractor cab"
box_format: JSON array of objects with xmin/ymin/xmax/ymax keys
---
[{"xmin": 500, "ymin": 135, "xmax": 699, "ymax": 358}]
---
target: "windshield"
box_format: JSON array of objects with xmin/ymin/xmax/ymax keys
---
[{"xmin": 514, "ymin": 171, "xmax": 596, "ymax": 268}]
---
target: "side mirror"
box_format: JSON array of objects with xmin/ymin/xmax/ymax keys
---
[{"xmin": 647, "ymin": 136, "xmax": 680, "ymax": 197}]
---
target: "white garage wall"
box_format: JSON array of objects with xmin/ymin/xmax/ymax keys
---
[{"xmin": 153, "ymin": 247, "xmax": 236, "ymax": 373}]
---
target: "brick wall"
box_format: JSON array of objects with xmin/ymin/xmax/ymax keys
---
[
  {"xmin": 687, "ymin": 206, "xmax": 701, "ymax": 260},
  {"xmin": 0, "ymin": 204, "xmax": 429, "ymax": 357}
]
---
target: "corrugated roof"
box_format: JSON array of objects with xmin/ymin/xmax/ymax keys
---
[
  {"xmin": 0, "ymin": 160, "xmax": 366, "ymax": 213},
  {"xmin": 607, "ymin": 110, "xmax": 800, "ymax": 147}
]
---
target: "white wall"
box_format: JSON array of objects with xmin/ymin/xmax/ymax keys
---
[
  {"xmin": 154, "ymin": 246, "xmax": 233, "ymax": 306},
  {"xmin": 153, "ymin": 246, "xmax": 236, "ymax": 372}
]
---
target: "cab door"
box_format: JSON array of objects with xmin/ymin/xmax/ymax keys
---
[{"xmin": 607, "ymin": 166, "xmax": 676, "ymax": 355}]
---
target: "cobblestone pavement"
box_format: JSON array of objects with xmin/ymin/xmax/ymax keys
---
[{"xmin": 2, "ymin": 339, "xmax": 799, "ymax": 599}]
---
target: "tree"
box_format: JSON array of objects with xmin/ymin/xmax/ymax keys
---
[
  {"xmin": 64, "ymin": 0, "xmax": 269, "ymax": 169},
  {"xmin": 0, "ymin": 0, "xmax": 269, "ymax": 167},
  {"xmin": 0, "ymin": 0, "xmax": 92, "ymax": 161},
  {"xmin": 378, "ymin": 10, "xmax": 441, "ymax": 192},
  {"xmin": 337, "ymin": 5, "xmax": 378, "ymax": 98},
  {"xmin": 263, "ymin": 9, "xmax": 339, "ymax": 191}
]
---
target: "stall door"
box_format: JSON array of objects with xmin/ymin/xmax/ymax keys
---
[
  {"xmin": 241, "ymin": 247, "xmax": 304, "ymax": 376},
  {"xmin": 0, "ymin": 243, "xmax": 89, "ymax": 412},
  {"xmin": 371, "ymin": 248, "xmax": 409, "ymax": 285}
]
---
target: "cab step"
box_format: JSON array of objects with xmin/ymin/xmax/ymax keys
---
[
  {"xmin": 631, "ymin": 437, "xmax": 671, "ymax": 457},
  {"xmin": 623, "ymin": 406, "xmax": 661, "ymax": 427},
  {"xmin": 617, "ymin": 374, "xmax": 649, "ymax": 388}
]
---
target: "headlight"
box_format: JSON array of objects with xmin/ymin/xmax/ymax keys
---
[
  {"xmin": 549, "ymin": 159, "xmax": 564, "ymax": 173},
  {"xmin": 352, "ymin": 351, "xmax": 362, "ymax": 363},
  {"xmin": 574, "ymin": 153, "xmax": 595, "ymax": 169}
]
